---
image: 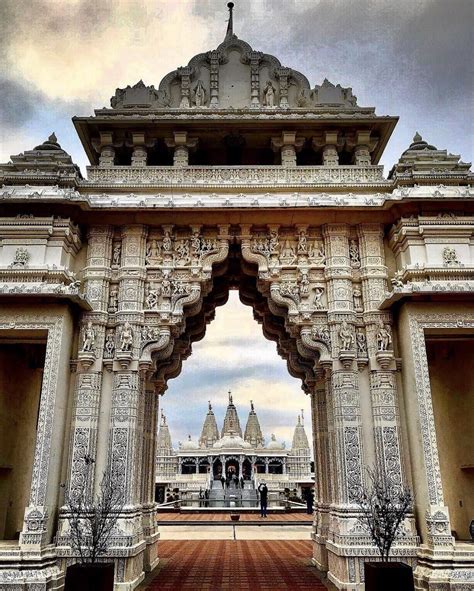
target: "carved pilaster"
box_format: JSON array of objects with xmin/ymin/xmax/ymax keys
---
[{"xmin": 271, "ymin": 131, "xmax": 304, "ymax": 167}]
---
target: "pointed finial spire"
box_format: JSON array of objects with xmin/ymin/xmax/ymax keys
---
[
  {"xmin": 49, "ymin": 132, "xmax": 57, "ymax": 143},
  {"xmin": 297, "ymin": 414, "xmax": 301, "ymax": 425},
  {"xmin": 188, "ymin": 434, "xmax": 191, "ymax": 441},
  {"xmin": 208, "ymin": 400, "xmax": 212, "ymax": 412},
  {"xmin": 225, "ymin": 2, "xmax": 234, "ymax": 39},
  {"xmin": 301, "ymin": 409, "xmax": 304, "ymax": 425},
  {"xmin": 413, "ymin": 131, "xmax": 423, "ymax": 143},
  {"xmin": 250, "ymin": 400, "xmax": 254, "ymax": 412},
  {"xmin": 228, "ymin": 389, "xmax": 233, "ymax": 404}
]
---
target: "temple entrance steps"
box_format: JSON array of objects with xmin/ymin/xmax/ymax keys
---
[{"xmin": 208, "ymin": 479, "xmax": 257, "ymax": 507}]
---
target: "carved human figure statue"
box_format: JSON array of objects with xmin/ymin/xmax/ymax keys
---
[
  {"xmin": 119, "ymin": 322, "xmax": 133, "ymax": 352},
  {"xmin": 193, "ymin": 81, "xmax": 206, "ymax": 107},
  {"xmin": 104, "ymin": 330, "xmax": 115, "ymax": 357},
  {"xmin": 145, "ymin": 287, "xmax": 159, "ymax": 310},
  {"xmin": 162, "ymin": 231, "xmax": 173, "ymax": 252},
  {"xmin": 376, "ymin": 321, "xmax": 392, "ymax": 351},
  {"xmin": 112, "ymin": 243, "xmax": 121, "ymax": 266},
  {"xmin": 314, "ymin": 287, "xmax": 325, "ymax": 309},
  {"xmin": 264, "ymin": 81, "xmax": 276, "ymax": 107},
  {"xmin": 339, "ymin": 321, "xmax": 354, "ymax": 350},
  {"xmin": 349, "ymin": 240, "xmax": 360, "ymax": 267},
  {"xmin": 82, "ymin": 321, "xmax": 95, "ymax": 352},
  {"xmin": 297, "ymin": 229, "xmax": 308, "ymax": 254},
  {"xmin": 356, "ymin": 329, "xmax": 367, "ymax": 355}
]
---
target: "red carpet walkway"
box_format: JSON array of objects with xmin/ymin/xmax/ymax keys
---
[{"xmin": 142, "ymin": 540, "xmax": 327, "ymax": 590}]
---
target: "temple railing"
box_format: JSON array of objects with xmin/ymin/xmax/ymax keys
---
[{"xmin": 86, "ymin": 164, "xmax": 388, "ymax": 188}]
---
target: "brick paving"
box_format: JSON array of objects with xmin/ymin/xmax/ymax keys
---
[
  {"xmin": 142, "ymin": 540, "xmax": 327, "ymax": 590},
  {"xmin": 156, "ymin": 511, "xmax": 313, "ymax": 523}
]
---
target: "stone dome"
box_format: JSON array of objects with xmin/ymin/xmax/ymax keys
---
[
  {"xmin": 213, "ymin": 432, "xmax": 252, "ymax": 450},
  {"xmin": 266, "ymin": 434, "xmax": 284, "ymax": 450},
  {"xmin": 180, "ymin": 435, "xmax": 199, "ymax": 451}
]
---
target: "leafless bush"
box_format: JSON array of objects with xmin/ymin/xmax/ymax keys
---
[
  {"xmin": 64, "ymin": 454, "xmax": 124, "ymax": 564},
  {"xmin": 355, "ymin": 467, "xmax": 413, "ymax": 562}
]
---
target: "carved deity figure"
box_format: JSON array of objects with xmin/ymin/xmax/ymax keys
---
[
  {"xmin": 174, "ymin": 240, "xmax": 191, "ymax": 266},
  {"xmin": 391, "ymin": 271, "xmax": 404, "ymax": 289},
  {"xmin": 193, "ymin": 81, "xmax": 206, "ymax": 107},
  {"xmin": 108, "ymin": 289, "xmax": 118, "ymax": 314},
  {"xmin": 82, "ymin": 321, "xmax": 96, "ymax": 352},
  {"xmin": 263, "ymin": 81, "xmax": 276, "ymax": 107},
  {"xmin": 314, "ymin": 287, "xmax": 325, "ymax": 309},
  {"xmin": 339, "ymin": 321, "xmax": 354, "ymax": 350},
  {"xmin": 376, "ymin": 322, "xmax": 392, "ymax": 351},
  {"xmin": 442, "ymin": 246, "xmax": 460, "ymax": 266},
  {"xmin": 309, "ymin": 242, "xmax": 326, "ymax": 265},
  {"xmin": 162, "ymin": 231, "xmax": 173, "ymax": 252},
  {"xmin": 145, "ymin": 287, "xmax": 160, "ymax": 310},
  {"xmin": 353, "ymin": 287, "xmax": 363, "ymax": 311},
  {"xmin": 356, "ymin": 329, "xmax": 367, "ymax": 355},
  {"xmin": 349, "ymin": 240, "xmax": 360, "ymax": 267},
  {"xmin": 119, "ymin": 322, "xmax": 133, "ymax": 352},
  {"xmin": 112, "ymin": 243, "xmax": 121, "ymax": 266},
  {"xmin": 104, "ymin": 330, "xmax": 115, "ymax": 357},
  {"xmin": 299, "ymin": 274, "xmax": 309, "ymax": 296},
  {"xmin": 268, "ymin": 230, "xmax": 279, "ymax": 255},
  {"xmin": 297, "ymin": 230, "xmax": 308, "ymax": 254},
  {"xmin": 312, "ymin": 325, "xmax": 331, "ymax": 346},
  {"xmin": 146, "ymin": 240, "xmax": 162, "ymax": 265},
  {"xmin": 281, "ymin": 239, "xmax": 296, "ymax": 263}
]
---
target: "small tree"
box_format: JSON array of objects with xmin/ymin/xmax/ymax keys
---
[
  {"xmin": 64, "ymin": 455, "xmax": 124, "ymax": 564},
  {"xmin": 355, "ymin": 467, "xmax": 413, "ymax": 562}
]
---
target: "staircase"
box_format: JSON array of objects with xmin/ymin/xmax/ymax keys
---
[{"xmin": 207, "ymin": 479, "xmax": 257, "ymax": 507}]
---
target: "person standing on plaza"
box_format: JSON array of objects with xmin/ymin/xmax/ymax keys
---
[
  {"xmin": 306, "ymin": 489, "xmax": 314, "ymax": 515},
  {"xmin": 258, "ymin": 481, "xmax": 268, "ymax": 518}
]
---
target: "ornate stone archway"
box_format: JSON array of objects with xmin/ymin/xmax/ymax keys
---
[{"xmin": 0, "ymin": 6, "xmax": 473, "ymax": 590}]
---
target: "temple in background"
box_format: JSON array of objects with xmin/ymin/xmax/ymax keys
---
[{"xmin": 155, "ymin": 394, "xmax": 313, "ymax": 506}]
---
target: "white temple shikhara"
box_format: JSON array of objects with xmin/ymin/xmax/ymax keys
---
[
  {"xmin": 0, "ymin": 3, "xmax": 473, "ymax": 590},
  {"xmin": 155, "ymin": 396, "xmax": 312, "ymax": 506}
]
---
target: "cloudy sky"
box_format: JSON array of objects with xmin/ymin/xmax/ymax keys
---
[
  {"xmin": 162, "ymin": 291, "xmax": 311, "ymax": 450},
  {"xmin": 1, "ymin": 0, "xmax": 472, "ymax": 447}
]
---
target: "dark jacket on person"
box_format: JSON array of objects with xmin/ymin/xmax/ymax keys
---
[{"xmin": 258, "ymin": 483, "xmax": 268, "ymax": 501}]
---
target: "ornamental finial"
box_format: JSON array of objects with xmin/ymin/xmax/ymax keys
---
[
  {"xmin": 301, "ymin": 409, "xmax": 304, "ymax": 424},
  {"xmin": 225, "ymin": 2, "xmax": 234, "ymax": 39},
  {"xmin": 208, "ymin": 400, "xmax": 212, "ymax": 411},
  {"xmin": 250, "ymin": 400, "xmax": 254, "ymax": 412},
  {"xmin": 228, "ymin": 389, "xmax": 233, "ymax": 404}
]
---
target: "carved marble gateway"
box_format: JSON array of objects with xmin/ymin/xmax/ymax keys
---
[{"xmin": 0, "ymin": 4, "xmax": 472, "ymax": 591}]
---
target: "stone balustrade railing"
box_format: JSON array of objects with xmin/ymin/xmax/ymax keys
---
[{"xmin": 86, "ymin": 164, "xmax": 387, "ymax": 188}]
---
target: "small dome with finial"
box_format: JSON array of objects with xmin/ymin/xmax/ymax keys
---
[
  {"xmin": 402, "ymin": 132, "xmax": 437, "ymax": 154},
  {"xmin": 34, "ymin": 133, "xmax": 62, "ymax": 151}
]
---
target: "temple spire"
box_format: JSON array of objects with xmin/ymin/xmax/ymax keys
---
[
  {"xmin": 225, "ymin": 2, "xmax": 234, "ymax": 39},
  {"xmin": 244, "ymin": 400, "xmax": 264, "ymax": 447},
  {"xmin": 199, "ymin": 400, "xmax": 219, "ymax": 448}
]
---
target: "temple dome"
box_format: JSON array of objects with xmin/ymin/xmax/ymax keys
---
[
  {"xmin": 213, "ymin": 432, "xmax": 252, "ymax": 450},
  {"xmin": 266, "ymin": 433, "xmax": 284, "ymax": 450},
  {"xmin": 34, "ymin": 133, "xmax": 62, "ymax": 151},
  {"xmin": 181, "ymin": 435, "xmax": 199, "ymax": 450},
  {"xmin": 402, "ymin": 132, "xmax": 437, "ymax": 154}
]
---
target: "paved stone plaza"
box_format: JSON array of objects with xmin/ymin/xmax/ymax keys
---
[{"xmin": 139, "ymin": 541, "xmax": 327, "ymax": 590}]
